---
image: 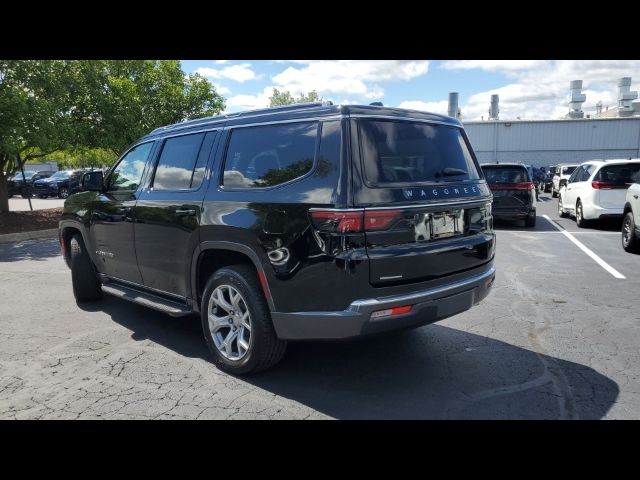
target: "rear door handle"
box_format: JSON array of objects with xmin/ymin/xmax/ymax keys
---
[
  {"xmin": 634, "ymin": 194, "xmax": 639, "ymax": 199},
  {"xmin": 117, "ymin": 206, "xmax": 131, "ymax": 213},
  {"xmin": 175, "ymin": 209, "xmax": 196, "ymax": 216}
]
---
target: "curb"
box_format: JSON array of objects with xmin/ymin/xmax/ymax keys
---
[{"xmin": 0, "ymin": 228, "xmax": 58, "ymax": 244}]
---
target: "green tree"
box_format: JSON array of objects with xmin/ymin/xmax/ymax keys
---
[
  {"xmin": 0, "ymin": 60, "xmax": 225, "ymax": 213},
  {"xmin": 269, "ymin": 88, "xmax": 322, "ymax": 107}
]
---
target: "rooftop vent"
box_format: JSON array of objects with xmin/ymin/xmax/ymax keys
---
[
  {"xmin": 448, "ymin": 92, "xmax": 459, "ymax": 118},
  {"xmin": 618, "ymin": 77, "xmax": 638, "ymax": 117},
  {"xmin": 568, "ymin": 80, "xmax": 586, "ymax": 119},
  {"xmin": 488, "ymin": 95, "xmax": 499, "ymax": 120}
]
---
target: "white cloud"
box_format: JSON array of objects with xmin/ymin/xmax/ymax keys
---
[
  {"xmin": 225, "ymin": 86, "xmax": 275, "ymax": 112},
  {"xmin": 441, "ymin": 60, "xmax": 548, "ymax": 73},
  {"xmin": 196, "ymin": 63, "xmax": 258, "ymax": 83},
  {"xmin": 398, "ymin": 100, "xmax": 449, "ymax": 115},
  {"xmin": 271, "ymin": 60, "xmax": 429, "ymax": 99},
  {"xmin": 453, "ymin": 60, "xmax": 640, "ymax": 121},
  {"xmin": 215, "ymin": 60, "xmax": 229, "ymax": 64}
]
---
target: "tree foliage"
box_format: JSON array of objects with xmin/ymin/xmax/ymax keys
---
[
  {"xmin": 269, "ymin": 88, "xmax": 322, "ymax": 107},
  {"xmin": 0, "ymin": 60, "xmax": 225, "ymax": 212}
]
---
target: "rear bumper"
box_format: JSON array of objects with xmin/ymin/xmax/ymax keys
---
[
  {"xmin": 271, "ymin": 264, "xmax": 496, "ymax": 340},
  {"xmin": 583, "ymin": 203, "xmax": 623, "ymax": 220}
]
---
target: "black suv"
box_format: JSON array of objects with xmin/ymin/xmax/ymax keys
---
[
  {"xmin": 59, "ymin": 103, "xmax": 496, "ymax": 374},
  {"xmin": 33, "ymin": 169, "xmax": 88, "ymax": 198},
  {"xmin": 8, "ymin": 170, "xmax": 56, "ymax": 197},
  {"xmin": 481, "ymin": 163, "xmax": 537, "ymax": 227}
]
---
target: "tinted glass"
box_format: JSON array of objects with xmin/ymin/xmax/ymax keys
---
[
  {"xmin": 153, "ymin": 133, "xmax": 205, "ymax": 190},
  {"xmin": 359, "ymin": 120, "xmax": 480, "ymax": 185},
  {"xmin": 50, "ymin": 171, "xmax": 70, "ymax": 180},
  {"xmin": 108, "ymin": 142, "xmax": 153, "ymax": 192},
  {"xmin": 597, "ymin": 164, "xmax": 640, "ymax": 184},
  {"xmin": 561, "ymin": 166, "xmax": 577, "ymax": 175},
  {"xmin": 568, "ymin": 166, "xmax": 582, "ymax": 183},
  {"xmin": 481, "ymin": 166, "xmax": 528, "ymax": 183},
  {"xmin": 579, "ymin": 165, "xmax": 594, "ymax": 182},
  {"xmin": 223, "ymin": 122, "xmax": 318, "ymax": 188}
]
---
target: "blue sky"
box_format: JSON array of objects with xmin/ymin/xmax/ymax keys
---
[{"xmin": 181, "ymin": 60, "xmax": 640, "ymax": 121}]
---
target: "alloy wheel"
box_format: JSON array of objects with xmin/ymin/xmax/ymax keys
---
[
  {"xmin": 207, "ymin": 284, "xmax": 252, "ymax": 361},
  {"xmin": 623, "ymin": 216, "xmax": 632, "ymax": 247}
]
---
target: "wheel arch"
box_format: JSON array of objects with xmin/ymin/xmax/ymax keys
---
[
  {"xmin": 623, "ymin": 202, "xmax": 632, "ymax": 216},
  {"xmin": 59, "ymin": 220, "xmax": 90, "ymax": 269},
  {"xmin": 192, "ymin": 241, "xmax": 275, "ymax": 312}
]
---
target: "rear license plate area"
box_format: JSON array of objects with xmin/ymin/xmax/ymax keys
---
[{"xmin": 414, "ymin": 210, "xmax": 465, "ymax": 241}]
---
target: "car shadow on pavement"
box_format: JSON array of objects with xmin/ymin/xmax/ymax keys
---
[
  {"xmin": 0, "ymin": 238, "xmax": 60, "ymax": 262},
  {"xmin": 83, "ymin": 296, "xmax": 619, "ymax": 420},
  {"xmin": 493, "ymin": 218, "xmax": 557, "ymax": 232}
]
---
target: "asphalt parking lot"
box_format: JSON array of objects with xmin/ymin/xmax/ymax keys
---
[{"xmin": 1, "ymin": 192, "xmax": 639, "ymax": 419}]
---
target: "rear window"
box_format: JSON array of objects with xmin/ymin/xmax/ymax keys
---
[
  {"xmin": 561, "ymin": 166, "xmax": 577, "ymax": 175},
  {"xmin": 596, "ymin": 164, "xmax": 640, "ymax": 184},
  {"xmin": 359, "ymin": 119, "xmax": 480, "ymax": 185},
  {"xmin": 481, "ymin": 166, "xmax": 529, "ymax": 183}
]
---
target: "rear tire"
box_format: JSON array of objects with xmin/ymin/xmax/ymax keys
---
[
  {"xmin": 70, "ymin": 234, "xmax": 103, "ymax": 302},
  {"xmin": 525, "ymin": 212, "xmax": 536, "ymax": 228},
  {"xmin": 575, "ymin": 200, "xmax": 587, "ymax": 228},
  {"xmin": 551, "ymin": 187, "xmax": 558, "ymax": 198},
  {"xmin": 201, "ymin": 264, "xmax": 287, "ymax": 375},
  {"xmin": 622, "ymin": 212, "xmax": 640, "ymax": 253},
  {"xmin": 58, "ymin": 187, "xmax": 69, "ymax": 199}
]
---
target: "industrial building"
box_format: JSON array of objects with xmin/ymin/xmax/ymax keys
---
[{"xmin": 454, "ymin": 78, "xmax": 640, "ymax": 167}]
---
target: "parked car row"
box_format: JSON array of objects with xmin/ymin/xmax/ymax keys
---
[
  {"xmin": 543, "ymin": 158, "xmax": 640, "ymax": 254},
  {"xmin": 7, "ymin": 168, "xmax": 100, "ymax": 199},
  {"xmin": 7, "ymin": 170, "xmax": 56, "ymax": 197}
]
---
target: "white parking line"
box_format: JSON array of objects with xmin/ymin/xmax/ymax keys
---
[
  {"xmin": 498, "ymin": 231, "xmax": 619, "ymax": 234},
  {"xmin": 542, "ymin": 215, "xmax": 626, "ymax": 279}
]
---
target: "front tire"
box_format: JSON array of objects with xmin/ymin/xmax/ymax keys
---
[
  {"xmin": 558, "ymin": 196, "xmax": 568, "ymax": 218},
  {"xmin": 58, "ymin": 187, "xmax": 69, "ymax": 199},
  {"xmin": 622, "ymin": 212, "xmax": 640, "ymax": 253},
  {"xmin": 70, "ymin": 234, "xmax": 103, "ymax": 302},
  {"xmin": 201, "ymin": 265, "xmax": 287, "ymax": 375}
]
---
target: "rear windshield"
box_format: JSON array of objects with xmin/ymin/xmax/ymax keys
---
[
  {"xmin": 596, "ymin": 164, "xmax": 640, "ymax": 184},
  {"xmin": 481, "ymin": 166, "xmax": 529, "ymax": 183},
  {"xmin": 359, "ymin": 119, "xmax": 481, "ymax": 185},
  {"xmin": 561, "ymin": 166, "xmax": 577, "ymax": 175}
]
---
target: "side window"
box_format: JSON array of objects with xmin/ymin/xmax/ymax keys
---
[
  {"xmin": 153, "ymin": 133, "xmax": 206, "ymax": 190},
  {"xmin": 580, "ymin": 165, "xmax": 594, "ymax": 182},
  {"xmin": 223, "ymin": 122, "xmax": 318, "ymax": 188},
  {"xmin": 568, "ymin": 167, "xmax": 582, "ymax": 183},
  {"xmin": 108, "ymin": 142, "xmax": 154, "ymax": 192}
]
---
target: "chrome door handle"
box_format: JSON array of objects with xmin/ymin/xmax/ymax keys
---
[
  {"xmin": 117, "ymin": 206, "xmax": 131, "ymax": 213},
  {"xmin": 175, "ymin": 209, "xmax": 196, "ymax": 216}
]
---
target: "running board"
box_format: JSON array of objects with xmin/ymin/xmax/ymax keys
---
[{"xmin": 101, "ymin": 283, "xmax": 192, "ymax": 317}]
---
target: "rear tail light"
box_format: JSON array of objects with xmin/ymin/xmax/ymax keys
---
[
  {"xmin": 310, "ymin": 209, "xmax": 403, "ymax": 233},
  {"xmin": 371, "ymin": 305, "xmax": 413, "ymax": 319},
  {"xmin": 309, "ymin": 210, "xmax": 363, "ymax": 233},
  {"xmin": 591, "ymin": 181, "xmax": 630, "ymax": 190}
]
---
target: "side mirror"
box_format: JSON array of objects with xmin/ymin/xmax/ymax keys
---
[
  {"xmin": 82, "ymin": 170, "xmax": 104, "ymax": 192},
  {"xmin": 560, "ymin": 178, "xmax": 568, "ymax": 187}
]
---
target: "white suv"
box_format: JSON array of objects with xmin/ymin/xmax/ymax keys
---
[
  {"xmin": 558, "ymin": 159, "xmax": 640, "ymax": 227},
  {"xmin": 551, "ymin": 163, "xmax": 578, "ymax": 198},
  {"xmin": 622, "ymin": 182, "xmax": 640, "ymax": 252}
]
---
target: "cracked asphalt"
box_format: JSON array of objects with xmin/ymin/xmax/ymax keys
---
[{"xmin": 1, "ymin": 193, "xmax": 639, "ymax": 419}]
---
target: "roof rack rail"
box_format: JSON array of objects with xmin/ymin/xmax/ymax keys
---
[{"xmin": 148, "ymin": 101, "xmax": 334, "ymax": 135}]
